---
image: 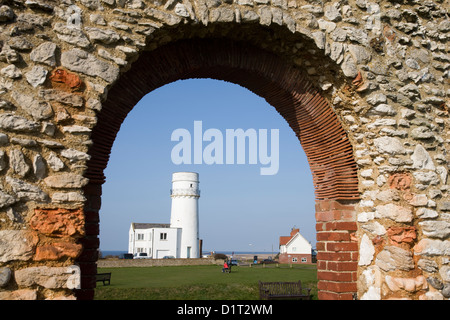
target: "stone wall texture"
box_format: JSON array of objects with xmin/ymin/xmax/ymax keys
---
[{"xmin": 0, "ymin": 0, "xmax": 448, "ymax": 300}]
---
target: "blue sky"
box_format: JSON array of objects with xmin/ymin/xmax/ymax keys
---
[{"xmin": 99, "ymin": 78, "xmax": 316, "ymax": 253}]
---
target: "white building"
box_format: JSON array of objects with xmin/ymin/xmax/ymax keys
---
[
  {"xmin": 128, "ymin": 172, "xmax": 201, "ymax": 259},
  {"xmin": 279, "ymin": 228, "xmax": 313, "ymax": 264}
]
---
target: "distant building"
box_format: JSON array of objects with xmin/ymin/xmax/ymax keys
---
[
  {"xmin": 128, "ymin": 172, "xmax": 201, "ymax": 259},
  {"xmin": 279, "ymin": 227, "xmax": 312, "ymax": 264}
]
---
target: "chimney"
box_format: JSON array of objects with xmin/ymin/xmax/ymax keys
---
[{"xmin": 290, "ymin": 228, "xmax": 299, "ymax": 236}]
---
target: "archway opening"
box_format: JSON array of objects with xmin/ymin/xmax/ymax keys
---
[
  {"xmin": 78, "ymin": 38, "xmax": 359, "ymax": 300},
  {"xmin": 99, "ymin": 78, "xmax": 317, "ymax": 257}
]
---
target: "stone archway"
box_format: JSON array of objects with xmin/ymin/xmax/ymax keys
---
[
  {"xmin": 81, "ymin": 38, "xmax": 360, "ymax": 300},
  {"xmin": 0, "ymin": 1, "xmax": 448, "ymax": 301}
]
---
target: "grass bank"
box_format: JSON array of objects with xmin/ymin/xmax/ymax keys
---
[{"xmin": 95, "ymin": 264, "xmax": 317, "ymax": 300}]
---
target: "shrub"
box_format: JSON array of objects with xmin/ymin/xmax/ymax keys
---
[{"xmin": 213, "ymin": 253, "xmax": 228, "ymax": 260}]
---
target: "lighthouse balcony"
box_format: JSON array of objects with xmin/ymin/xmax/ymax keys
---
[{"xmin": 170, "ymin": 188, "xmax": 200, "ymax": 197}]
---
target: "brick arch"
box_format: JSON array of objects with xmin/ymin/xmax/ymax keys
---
[{"xmin": 78, "ymin": 38, "xmax": 359, "ymax": 300}]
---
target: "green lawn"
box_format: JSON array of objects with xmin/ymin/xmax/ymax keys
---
[{"xmin": 95, "ymin": 264, "xmax": 317, "ymax": 300}]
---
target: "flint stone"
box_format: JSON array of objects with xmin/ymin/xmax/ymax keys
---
[
  {"xmin": 60, "ymin": 148, "xmax": 91, "ymax": 162},
  {"xmin": 30, "ymin": 42, "xmax": 57, "ymax": 66},
  {"xmin": 0, "ymin": 267, "xmax": 11, "ymax": 287},
  {"xmin": 416, "ymin": 208, "xmax": 438, "ymax": 219},
  {"xmin": 0, "ymin": 190, "xmax": 16, "ymax": 208},
  {"xmin": 324, "ymin": 3, "xmax": 341, "ymax": 21},
  {"xmin": 0, "ymin": 5, "xmax": 14, "ymax": 22},
  {"xmin": 375, "ymin": 246, "xmax": 414, "ymax": 272},
  {"xmin": 440, "ymin": 266, "xmax": 450, "ymax": 283},
  {"xmin": 1, "ymin": 64, "xmax": 21, "ymax": 78},
  {"xmin": 0, "ymin": 150, "xmax": 6, "ymax": 171},
  {"xmin": 311, "ymin": 31, "xmax": 325, "ymax": 50},
  {"xmin": 38, "ymin": 89, "xmax": 84, "ymax": 107},
  {"xmin": 439, "ymin": 202, "xmax": 450, "ymax": 211},
  {"xmin": 11, "ymin": 91, "xmax": 53, "ymax": 121},
  {"xmin": 361, "ymin": 221, "xmax": 386, "ymax": 236},
  {"xmin": 413, "ymin": 171, "xmax": 440, "ymax": 185},
  {"xmin": 341, "ymin": 53, "xmax": 358, "ymax": 78},
  {"xmin": 47, "ymin": 152, "xmax": 65, "ymax": 171},
  {"xmin": 329, "ymin": 42, "xmax": 344, "ymax": 63},
  {"xmin": 144, "ymin": 8, "xmax": 181, "ymax": 26},
  {"xmin": 436, "ymin": 166, "xmax": 448, "ymax": 185},
  {"xmin": 61, "ymin": 48, "xmax": 119, "ymax": 83},
  {"xmin": 359, "ymin": 234, "xmax": 375, "ymax": 266},
  {"xmin": 0, "ymin": 113, "xmax": 40, "ymax": 132},
  {"xmin": 33, "ymin": 154, "xmax": 46, "ymax": 179},
  {"xmin": 411, "ymin": 144, "xmax": 435, "ymax": 170},
  {"xmin": 411, "ymin": 126, "xmax": 434, "ymax": 140},
  {"xmin": 375, "ymin": 203, "xmax": 413, "ymax": 223},
  {"xmin": 52, "ymin": 192, "xmax": 86, "ymax": 203},
  {"xmin": 419, "ymin": 259, "xmax": 438, "ymax": 273},
  {"xmin": 348, "ymin": 44, "xmax": 371, "ymax": 64},
  {"xmin": 419, "ymin": 221, "xmax": 450, "ymax": 239},
  {"xmin": 8, "ymin": 36, "xmax": 33, "ymax": 51},
  {"xmin": 54, "ymin": 23, "xmax": 90, "ymax": 48},
  {"xmin": 414, "ymin": 239, "xmax": 450, "ymax": 256},
  {"xmin": 0, "ymin": 230, "xmax": 37, "ymax": 262},
  {"xmin": 44, "ymin": 173, "xmax": 89, "ymax": 188},
  {"xmin": 366, "ymin": 93, "xmax": 387, "ymax": 106},
  {"xmin": 0, "ymin": 133, "xmax": 8, "ymax": 145},
  {"xmin": 9, "ymin": 148, "xmax": 30, "ymax": 177},
  {"xmin": 15, "ymin": 265, "xmax": 80, "ymax": 289},
  {"xmin": 62, "ymin": 125, "xmax": 91, "ymax": 134},
  {"xmin": 85, "ymin": 27, "xmax": 120, "ymax": 44},
  {"xmin": 25, "ymin": 65, "xmax": 48, "ymax": 88},
  {"xmin": 368, "ymin": 104, "xmax": 397, "ymax": 116},
  {"xmin": 373, "ymin": 137, "xmax": 406, "ymax": 155},
  {"xmin": 6, "ymin": 176, "xmax": 49, "ymax": 202}
]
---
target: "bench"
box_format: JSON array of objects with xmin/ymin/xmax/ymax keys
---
[
  {"xmin": 258, "ymin": 280, "xmax": 311, "ymax": 300},
  {"xmin": 96, "ymin": 272, "xmax": 111, "ymax": 285}
]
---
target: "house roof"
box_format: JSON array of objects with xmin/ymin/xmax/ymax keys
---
[
  {"xmin": 131, "ymin": 223, "xmax": 170, "ymax": 230},
  {"xmin": 279, "ymin": 236, "xmax": 291, "ymax": 246},
  {"xmin": 279, "ymin": 228, "xmax": 301, "ymax": 246}
]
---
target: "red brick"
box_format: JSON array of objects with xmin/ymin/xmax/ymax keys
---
[
  {"xmin": 324, "ymin": 221, "xmax": 358, "ymax": 231},
  {"xmin": 327, "ymin": 261, "xmax": 358, "ymax": 272},
  {"xmin": 318, "ymin": 281, "xmax": 357, "ymax": 293},
  {"xmin": 326, "ymin": 242, "xmax": 359, "ymax": 252},
  {"xmin": 317, "ymin": 271, "xmax": 355, "ymax": 282},
  {"xmin": 316, "ymin": 231, "xmax": 351, "ymax": 241}
]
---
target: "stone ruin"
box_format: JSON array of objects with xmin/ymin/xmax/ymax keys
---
[{"xmin": 0, "ymin": 0, "xmax": 448, "ymax": 300}]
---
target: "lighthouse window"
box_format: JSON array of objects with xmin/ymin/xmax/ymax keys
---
[
  {"xmin": 190, "ymin": 184, "xmax": 193, "ymax": 187},
  {"xmin": 160, "ymin": 233, "xmax": 167, "ymax": 240}
]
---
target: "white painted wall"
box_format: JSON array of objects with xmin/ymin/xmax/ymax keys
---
[
  {"xmin": 170, "ymin": 172, "xmax": 200, "ymax": 258},
  {"xmin": 281, "ymin": 232, "xmax": 312, "ymax": 255}
]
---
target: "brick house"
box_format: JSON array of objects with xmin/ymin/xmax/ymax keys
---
[{"xmin": 279, "ymin": 228, "xmax": 313, "ymax": 264}]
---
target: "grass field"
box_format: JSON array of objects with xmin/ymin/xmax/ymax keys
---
[{"xmin": 95, "ymin": 264, "xmax": 318, "ymax": 300}]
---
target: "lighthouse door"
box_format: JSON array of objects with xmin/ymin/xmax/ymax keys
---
[{"xmin": 187, "ymin": 247, "xmax": 191, "ymax": 258}]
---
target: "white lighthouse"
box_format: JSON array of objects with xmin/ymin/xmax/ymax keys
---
[{"xmin": 170, "ymin": 172, "xmax": 200, "ymax": 258}]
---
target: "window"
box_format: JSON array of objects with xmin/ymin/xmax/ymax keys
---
[
  {"xmin": 301, "ymin": 258, "xmax": 307, "ymax": 263},
  {"xmin": 292, "ymin": 257, "xmax": 298, "ymax": 262},
  {"xmin": 137, "ymin": 233, "xmax": 144, "ymax": 240},
  {"xmin": 160, "ymin": 233, "xmax": 167, "ymax": 240}
]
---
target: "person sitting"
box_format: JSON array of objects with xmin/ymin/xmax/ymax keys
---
[{"xmin": 222, "ymin": 261, "xmax": 229, "ymax": 273}]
